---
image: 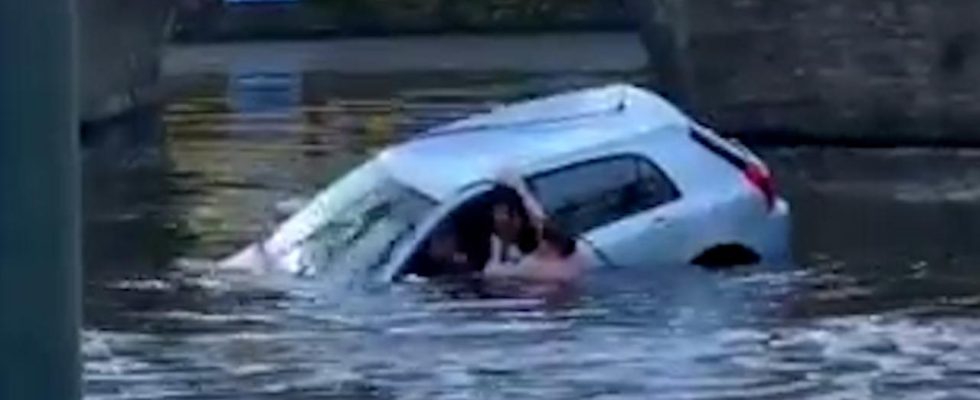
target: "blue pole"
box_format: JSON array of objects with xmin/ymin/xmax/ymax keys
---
[{"xmin": 0, "ymin": 0, "xmax": 81, "ymax": 399}]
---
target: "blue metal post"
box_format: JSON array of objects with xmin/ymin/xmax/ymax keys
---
[{"xmin": 0, "ymin": 0, "xmax": 81, "ymax": 399}]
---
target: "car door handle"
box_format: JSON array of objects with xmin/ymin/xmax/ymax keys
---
[{"xmin": 652, "ymin": 216, "xmax": 669, "ymax": 226}]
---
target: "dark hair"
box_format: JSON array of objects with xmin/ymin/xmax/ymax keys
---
[
  {"xmin": 486, "ymin": 186, "xmax": 523, "ymax": 212},
  {"xmin": 487, "ymin": 186, "xmax": 538, "ymax": 253},
  {"xmin": 540, "ymin": 223, "xmax": 577, "ymax": 257}
]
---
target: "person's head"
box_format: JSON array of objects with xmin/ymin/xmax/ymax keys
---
[{"xmin": 488, "ymin": 187, "xmax": 529, "ymax": 241}]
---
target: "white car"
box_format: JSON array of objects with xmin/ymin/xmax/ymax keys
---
[{"xmin": 222, "ymin": 84, "xmax": 792, "ymax": 281}]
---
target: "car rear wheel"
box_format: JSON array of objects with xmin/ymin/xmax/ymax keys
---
[{"xmin": 691, "ymin": 244, "xmax": 761, "ymax": 269}]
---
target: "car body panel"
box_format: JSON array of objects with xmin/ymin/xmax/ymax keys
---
[
  {"xmin": 379, "ymin": 182, "xmax": 496, "ymax": 281},
  {"xmin": 582, "ymin": 199, "xmax": 693, "ymax": 268},
  {"xmin": 380, "ymin": 84, "xmax": 691, "ymax": 201}
]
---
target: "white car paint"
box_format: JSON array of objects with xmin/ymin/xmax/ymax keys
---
[{"xmin": 221, "ymin": 83, "xmax": 792, "ymax": 281}]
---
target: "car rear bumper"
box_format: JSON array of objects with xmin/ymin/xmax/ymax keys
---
[{"xmin": 757, "ymin": 198, "xmax": 793, "ymax": 265}]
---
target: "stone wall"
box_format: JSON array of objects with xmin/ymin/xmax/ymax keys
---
[
  {"xmin": 631, "ymin": 0, "xmax": 980, "ymax": 144},
  {"xmin": 174, "ymin": 0, "xmax": 632, "ymax": 41},
  {"xmin": 79, "ymin": 0, "xmax": 174, "ymax": 122}
]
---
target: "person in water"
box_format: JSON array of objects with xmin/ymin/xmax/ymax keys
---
[{"xmin": 483, "ymin": 168, "xmax": 585, "ymax": 283}]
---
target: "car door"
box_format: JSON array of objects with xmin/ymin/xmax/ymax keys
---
[
  {"xmin": 528, "ymin": 154, "xmax": 686, "ymax": 268},
  {"xmin": 381, "ymin": 183, "xmax": 494, "ymax": 281}
]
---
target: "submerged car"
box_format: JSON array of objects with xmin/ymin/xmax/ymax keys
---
[{"xmin": 222, "ymin": 84, "xmax": 792, "ymax": 281}]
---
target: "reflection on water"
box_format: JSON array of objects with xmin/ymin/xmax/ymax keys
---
[
  {"xmin": 84, "ymin": 67, "xmax": 980, "ymax": 399},
  {"xmin": 228, "ymin": 70, "xmax": 302, "ymax": 115}
]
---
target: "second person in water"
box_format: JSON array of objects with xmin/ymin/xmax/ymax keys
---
[{"xmin": 483, "ymin": 168, "xmax": 586, "ymax": 283}]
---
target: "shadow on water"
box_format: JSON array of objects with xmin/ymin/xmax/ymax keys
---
[
  {"xmin": 764, "ymin": 148, "xmax": 980, "ymax": 319},
  {"xmin": 83, "ymin": 63, "xmax": 980, "ymax": 399}
]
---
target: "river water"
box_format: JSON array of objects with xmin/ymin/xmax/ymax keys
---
[{"xmin": 83, "ymin": 44, "xmax": 980, "ymax": 399}]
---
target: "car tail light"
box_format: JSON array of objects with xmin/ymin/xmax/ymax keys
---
[
  {"xmin": 689, "ymin": 126, "xmax": 777, "ymax": 212},
  {"xmin": 744, "ymin": 163, "xmax": 776, "ymax": 211}
]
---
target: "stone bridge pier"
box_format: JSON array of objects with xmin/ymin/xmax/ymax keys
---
[
  {"xmin": 628, "ymin": 0, "xmax": 980, "ymax": 144},
  {"xmin": 79, "ymin": 0, "xmax": 174, "ymax": 123}
]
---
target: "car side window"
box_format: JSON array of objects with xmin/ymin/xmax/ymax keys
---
[{"xmin": 528, "ymin": 155, "xmax": 680, "ymax": 235}]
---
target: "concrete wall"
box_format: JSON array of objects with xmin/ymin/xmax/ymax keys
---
[
  {"xmin": 173, "ymin": 0, "xmax": 632, "ymax": 42},
  {"xmin": 631, "ymin": 0, "xmax": 980, "ymax": 144},
  {"xmin": 79, "ymin": 0, "xmax": 174, "ymax": 122}
]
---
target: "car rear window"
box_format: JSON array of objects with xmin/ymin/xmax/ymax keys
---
[{"xmin": 528, "ymin": 155, "xmax": 680, "ymax": 235}]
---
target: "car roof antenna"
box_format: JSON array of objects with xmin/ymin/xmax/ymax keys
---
[{"xmin": 615, "ymin": 86, "xmax": 628, "ymax": 112}]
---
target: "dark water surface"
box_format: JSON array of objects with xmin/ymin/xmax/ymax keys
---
[{"xmin": 83, "ymin": 67, "xmax": 980, "ymax": 399}]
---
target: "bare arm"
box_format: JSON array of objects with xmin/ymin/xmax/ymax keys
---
[
  {"xmin": 511, "ymin": 175, "xmax": 547, "ymax": 225},
  {"xmin": 496, "ymin": 166, "xmax": 547, "ymax": 226}
]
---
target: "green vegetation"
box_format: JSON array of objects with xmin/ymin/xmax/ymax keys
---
[
  {"xmin": 173, "ymin": 0, "xmax": 630, "ymax": 41},
  {"xmin": 305, "ymin": 0, "xmax": 627, "ymax": 32}
]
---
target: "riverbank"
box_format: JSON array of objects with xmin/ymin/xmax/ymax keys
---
[
  {"xmin": 164, "ymin": 32, "xmax": 980, "ymax": 147},
  {"xmin": 172, "ymin": 0, "xmax": 632, "ymax": 43},
  {"xmin": 163, "ymin": 32, "xmax": 649, "ymax": 76},
  {"xmin": 629, "ymin": 0, "xmax": 980, "ymax": 146},
  {"xmin": 79, "ymin": 0, "xmax": 173, "ymax": 122}
]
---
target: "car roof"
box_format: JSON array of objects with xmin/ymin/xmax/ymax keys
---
[{"xmin": 378, "ymin": 83, "xmax": 693, "ymax": 200}]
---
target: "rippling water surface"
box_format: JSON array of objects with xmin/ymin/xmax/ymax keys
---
[{"xmin": 83, "ymin": 50, "xmax": 980, "ymax": 399}]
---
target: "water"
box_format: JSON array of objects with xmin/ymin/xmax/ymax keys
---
[{"xmin": 84, "ymin": 43, "xmax": 980, "ymax": 399}]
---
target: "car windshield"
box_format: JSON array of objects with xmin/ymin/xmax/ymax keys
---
[{"xmin": 264, "ymin": 161, "xmax": 437, "ymax": 277}]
